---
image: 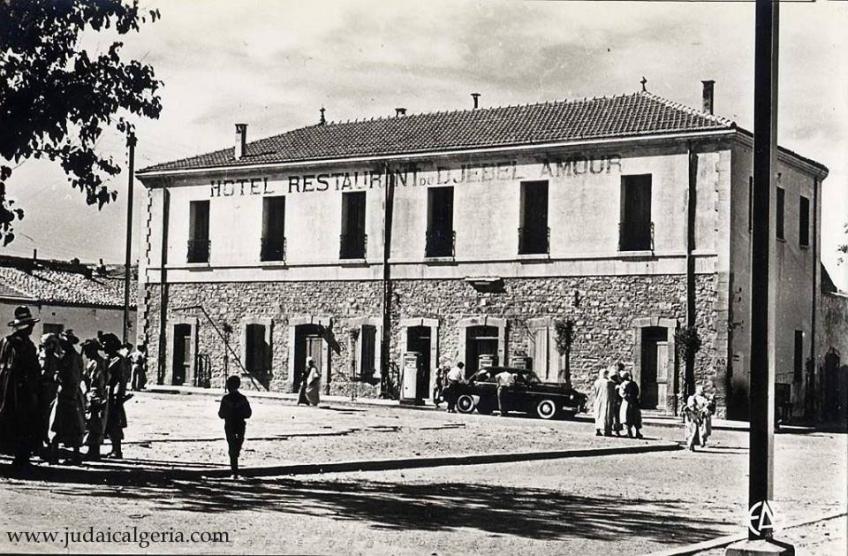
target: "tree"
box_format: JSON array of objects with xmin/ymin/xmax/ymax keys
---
[
  {"xmin": 839, "ymin": 222, "xmax": 847, "ymax": 264},
  {"xmin": 554, "ymin": 318, "xmax": 575, "ymax": 386},
  {"xmin": 0, "ymin": 0, "xmax": 162, "ymax": 245}
]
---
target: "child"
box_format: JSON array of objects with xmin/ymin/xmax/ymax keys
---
[{"xmin": 218, "ymin": 375, "xmax": 252, "ymax": 478}]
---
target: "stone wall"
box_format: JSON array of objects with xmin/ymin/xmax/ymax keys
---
[{"xmin": 143, "ymin": 273, "xmax": 723, "ymax": 414}]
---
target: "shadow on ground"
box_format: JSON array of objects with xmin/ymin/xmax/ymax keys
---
[{"xmin": 12, "ymin": 476, "xmax": 727, "ymax": 544}]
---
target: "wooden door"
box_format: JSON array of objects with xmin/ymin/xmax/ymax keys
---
[
  {"xmin": 172, "ymin": 323, "xmax": 192, "ymax": 386},
  {"xmin": 655, "ymin": 341, "xmax": 669, "ymax": 410}
]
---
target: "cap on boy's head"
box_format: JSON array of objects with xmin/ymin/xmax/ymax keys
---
[
  {"xmin": 457, "ymin": 362, "xmax": 464, "ymax": 368},
  {"xmin": 226, "ymin": 375, "xmax": 241, "ymax": 391}
]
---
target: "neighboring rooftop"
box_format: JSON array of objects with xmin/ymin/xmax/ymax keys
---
[
  {"xmin": 138, "ymin": 90, "xmax": 739, "ymax": 174},
  {"xmin": 0, "ymin": 255, "xmax": 137, "ymax": 308}
]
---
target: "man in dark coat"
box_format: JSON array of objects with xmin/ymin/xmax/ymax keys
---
[
  {"xmin": 218, "ymin": 375, "xmax": 252, "ymax": 478},
  {"xmin": 0, "ymin": 306, "xmax": 41, "ymax": 468}
]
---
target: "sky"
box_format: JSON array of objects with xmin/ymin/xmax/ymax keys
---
[{"xmin": 4, "ymin": 0, "xmax": 847, "ymax": 288}]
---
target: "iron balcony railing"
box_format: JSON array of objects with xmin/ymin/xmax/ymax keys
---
[
  {"xmin": 518, "ymin": 226, "xmax": 550, "ymax": 255},
  {"xmin": 260, "ymin": 237, "xmax": 286, "ymax": 262},
  {"xmin": 618, "ymin": 221, "xmax": 655, "ymax": 252},
  {"xmin": 187, "ymin": 239, "xmax": 210, "ymax": 263},
  {"xmin": 340, "ymin": 233, "xmax": 367, "ymax": 259},
  {"xmin": 425, "ymin": 229, "xmax": 455, "ymax": 258}
]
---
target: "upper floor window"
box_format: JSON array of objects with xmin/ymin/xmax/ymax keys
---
[
  {"xmin": 187, "ymin": 200, "xmax": 210, "ymax": 263},
  {"xmin": 261, "ymin": 196, "xmax": 286, "ymax": 262},
  {"xmin": 426, "ymin": 187, "xmax": 454, "ymax": 257},
  {"xmin": 619, "ymin": 174, "xmax": 653, "ymax": 251},
  {"xmin": 340, "ymin": 191, "xmax": 366, "ymax": 259},
  {"xmin": 799, "ymin": 195, "xmax": 810, "ymax": 247},
  {"xmin": 776, "ymin": 187, "xmax": 785, "ymax": 240},
  {"xmin": 518, "ymin": 180, "xmax": 549, "ymax": 255}
]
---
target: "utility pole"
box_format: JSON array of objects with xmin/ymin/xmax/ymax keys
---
[
  {"xmin": 122, "ymin": 131, "xmax": 137, "ymax": 345},
  {"xmin": 727, "ymin": 0, "xmax": 792, "ymax": 553}
]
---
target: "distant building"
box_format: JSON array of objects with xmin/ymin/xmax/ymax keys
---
[
  {"xmin": 137, "ymin": 82, "xmax": 829, "ymax": 419},
  {"xmin": 0, "ymin": 255, "xmax": 137, "ymax": 344}
]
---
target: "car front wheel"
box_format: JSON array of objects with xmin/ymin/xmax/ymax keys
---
[
  {"xmin": 536, "ymin": 398, "xmax": 558, "ymax": 420},
  {"xmin": 456, "ymin": 394, "xmax": 476, "ymax": 414}
]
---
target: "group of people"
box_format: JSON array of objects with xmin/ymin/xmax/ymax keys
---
[
  {"xmin": 592, "ymin": 363, "xmax": 644, "ymax": 438},
  {"xmin": 0, "ymin": 305, "xmax": 146, "ymax": 470}
]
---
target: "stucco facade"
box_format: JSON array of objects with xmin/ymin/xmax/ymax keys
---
[{"xmin": 136, "ymin": 91, "xmax": 828, "ymax": 419}]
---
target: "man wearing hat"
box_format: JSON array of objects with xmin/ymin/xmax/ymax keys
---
[
  {"xmin": 0, "ymin": 306, "xmax": 41, "ymax": 468},
  {"xmin": 99, "ymin": 332, "xmax": 130, "ymax": 459}
]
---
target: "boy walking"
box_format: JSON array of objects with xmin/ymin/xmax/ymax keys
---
[{"xmin": 218, "ymin": 375, "xmax": 252, "ymax": 478}]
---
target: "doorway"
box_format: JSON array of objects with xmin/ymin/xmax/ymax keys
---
[
  {"xmin": 293, "ymin": 324, "xmax": 325, "ymax": 393},
  {"xmin": 172, "ymin": 323, "xmax": 193, "ymax": 386},
  {"xmin": 465, "ymin": 325, "xmax": 499, "ymax": 376},
  {"xmin": 407, "ymin": 326, "xmax": 432, "ymax": 399},
  {"xmin": 640, "ymin": 326, "xmax": 669, "ymax": 409}
]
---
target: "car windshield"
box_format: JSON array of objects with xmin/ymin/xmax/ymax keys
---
[{"xmin": 519, "ymin": 371, "xmax": 542, "ymax": 384}]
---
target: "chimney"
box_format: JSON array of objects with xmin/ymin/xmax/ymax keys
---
[
  {"xmin": 471, "ymin": 92, "xmax": 481, "ymax": 109},
  {"xmin": 395, "ymin": 107, "xmax": 406, "ymax": 117},
  {"xmin": 319, "ymin": 107, "xmax": 326, "ymax": 125},
  {"xmin": 234, "ymin": 123, "xmax": 247, "ymax": 160},
  {"xmin": 701, "ymin": 80, "xmax": 715, "ymax": 115}
]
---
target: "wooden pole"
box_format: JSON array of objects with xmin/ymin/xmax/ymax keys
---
[
  {"xmin": 749, "ymin": 0, "xmax": 779, "ymax": 540},
  {"xmin": 123, "ymin": 131, "xmax": 136, "ymax": 345}
]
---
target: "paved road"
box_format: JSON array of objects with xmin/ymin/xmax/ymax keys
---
[{"xmin": 1, "ymin": 392, "xmax": 845, "ymax": 554}]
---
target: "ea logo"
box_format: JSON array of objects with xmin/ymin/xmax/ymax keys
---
[{"xmin": 747, "ymin": 500, "xmax": 775, "ymax": 537}]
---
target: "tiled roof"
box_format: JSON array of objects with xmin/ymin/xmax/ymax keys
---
[
  {"xmin": 138, "ymin": 91, "xmax": 736, "ymax": 174},
  {"xmin": 0, "ymin": 261, "xmax": 136, "ymax": 308}
]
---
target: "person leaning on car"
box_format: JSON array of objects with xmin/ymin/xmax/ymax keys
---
[
  {"xmin": 444, "ymin": 362, "xmax": 465, "ymax": 413},
  {"xmin": 495, "ymin": 370, "xmax": 516, "ymax": 417}
]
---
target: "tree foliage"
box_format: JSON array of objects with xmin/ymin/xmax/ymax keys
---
[
  {"xmin": 839, "ymin": 222, "xmax": 847, "ymax": 264},
  {"xmin": 0, "ymin": 0, "xmax": 162, "ymax": 245}
]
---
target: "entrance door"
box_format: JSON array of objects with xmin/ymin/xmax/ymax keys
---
[
  {"xmin": 172, "ymin": 323, "xmax": 192, "ymax": 386},
  {"xmin": 640, "ymin": 327, "xmax": 668, "ymax": 409},
  {"xmin": 407, "ymin": 326, "xmax": 432, "ymax": 399},
  {"xmin": 293, "ymin": 324, "xmax": 325, "ymax": 393},
  {"xmin": 465, "ymin": 325, "xmax": 499, "ymax": 376}
]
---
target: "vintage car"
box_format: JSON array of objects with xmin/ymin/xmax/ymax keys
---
[{"xmin": 455, "ymin": 367, "xmax": 588, "ymax": 420}]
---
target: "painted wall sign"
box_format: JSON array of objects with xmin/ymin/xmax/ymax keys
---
[{"xmin": 208, "ymin": 154, "xmax": 622, "ymax": 198}]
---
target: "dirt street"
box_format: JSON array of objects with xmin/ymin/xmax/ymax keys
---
[{"xmin": 1, "ymin": 392, "xmax": 845, "ymax": 554}]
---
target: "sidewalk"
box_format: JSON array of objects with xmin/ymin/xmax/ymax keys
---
[{"xmin": 144, "ymin": 384, "xmax": 818, "ymax": 433}]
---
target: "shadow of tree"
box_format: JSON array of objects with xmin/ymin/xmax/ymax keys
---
[{"xmin": 19, "ymin": 476, "xmax": 727, "ymax": 544}]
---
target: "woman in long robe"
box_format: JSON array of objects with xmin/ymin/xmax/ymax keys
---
[
  {"xmin": 591, "ymin": 368, "xmax": 615, "ymax": 436},
  {"xmin": 304, "ymin": 359, "xmax": 321, "ymax": 406},
  {"xmin": 37, "ymin": 334, "xmax": 63, "ymax": 453},
  {"xmin": 617, "ymin": 372, "xmax": 643, "ymax": 439}
]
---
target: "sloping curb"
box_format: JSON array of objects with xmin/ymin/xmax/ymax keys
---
[
  {"xmin": 1, "ymin": 441, "xmax": 680, "ymax": 485},
  {"xmin": 643, "ymin": 510, "xmax": 847, "ymax": 556}
]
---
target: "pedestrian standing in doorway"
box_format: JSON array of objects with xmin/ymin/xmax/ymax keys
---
[
  {"xmin": 303, "ymin": 357, "xmax": 321, "ymax": 406},
  {"xmin": 218, "ymin": 375, "xmax": 252, "ymax": 478},
  {"xmin": 81, "ymin": 339, "xmax": 108, "ymax": 460},
  {"xmin": 495, "ymin": 369, "xmax": 515, "ymax": 417},
  {"xmin": 100, "ymin": 333, "xmax": 129, "ymax": 459},
  {"xmin": 0, "ymin": 306, "xmax": 41, "ymax": 470},
  {"xmin": 443, "ymin": 362, "xmax": 465, "ymax": 413},
  {"xmin": 617, "ymin": 371, "xmax": 643, "ymax": 439},
  {"xmin": 48, "ymin": 330, "xmax": 86, "ymax": 465},
  {"xmin": 591, "ymin": 368, "xmax": 615, "ymax": 436}
]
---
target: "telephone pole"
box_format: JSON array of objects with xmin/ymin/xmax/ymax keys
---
[
  {"xmin": 122, "ymin": 131, "xmax": 137, "ymax": 345},
  {"xmin": 727, "ymin": 0, "xmax": 792, "ymax": 553}
]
